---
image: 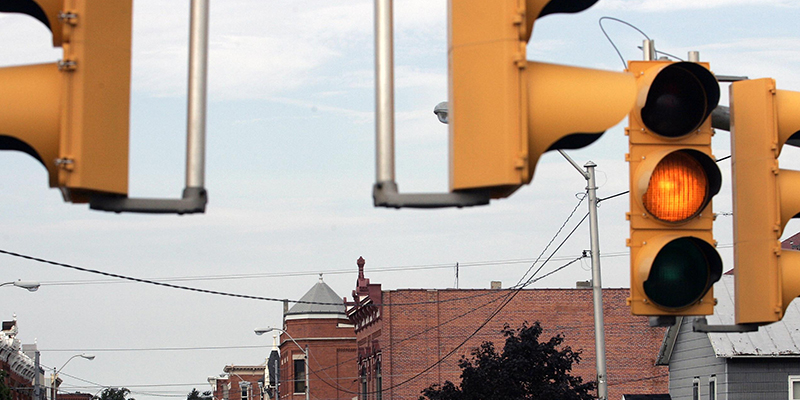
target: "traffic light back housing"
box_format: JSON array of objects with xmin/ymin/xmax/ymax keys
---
[
  {"xmin": 731, "ymin": 78, "xmax": 800, "ymax": 324},
  {"xmin": 0, "ymin": 0, "xmax": 132, "ymax": 202},
  {"xmin": 448, "ymin": 0, "xmax": 636, "ymax": 199}
]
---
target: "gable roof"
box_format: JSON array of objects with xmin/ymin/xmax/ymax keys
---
[
  {"xmin": 706, "ymin": 275, "xmax": 800, "ymax": 357},
  {"xmin": 285, "ymin": 276, "xmax": 346, "ymax": 320},
  {"xmin": 659, "ymin": 275, "xmax": 800, "ymax": 359}
]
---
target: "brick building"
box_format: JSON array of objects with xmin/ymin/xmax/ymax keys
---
[
  {"xmin": 277, "ymin": 275, "xmax": 357, "ymax": 400},
  {"xmin": 1, "ymin": 318, "xmax": 37, "ymax": 400},
  {"xmin": 346, "ymin": 257, "xmax": 668, "ymax": 400},
  {"xmin": 208, "ymin": 365, "xmax": 265, "ymax": 400},
  {"xmin": 56, "ymin": 393, "xmax": 93, "ymax": 400}
]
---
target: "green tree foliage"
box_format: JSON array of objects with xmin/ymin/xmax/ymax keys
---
[
  {"xmin": 94, "ymin": 387, "xmax": 135, "ymax": 400},
  {"xmin": 186, "ymin": 388, "xmax": 212, "ymax": 400},
  {"xmin": 420, "ymin": 321, "xmax": 596, "ymax": 400},
  {"xmin": 0, "ymin": 370, "xmax": 12, "ymax": 400}
]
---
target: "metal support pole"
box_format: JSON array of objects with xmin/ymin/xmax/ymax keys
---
[
  {"xmin": 187, "ymin": 0, "xmax": 209, "ymax": 189},
  {"xmin": 375, "ymin": 0, "xmax": 394, "ymax": 184},
  {"xmin": 586, "ymin": 162, "xmax": 608, "ymax": 400},
  {"xmin": 89, "ymin": 0, "xmax": 209, "ymax": 214},
  {"xmin": 34, "ymin": 350, "xmax": 40, "ymax": 400},
  {"xmin": 557, "ymin": 151, "xmax": 607, "ymax": 399},
  {"xmin": 274, "ymin": 357, "xmax": 279, "ymax": 400},
  {"xmin": 303, "ymin": 345, "xmax": 310, "ymax": 400}
]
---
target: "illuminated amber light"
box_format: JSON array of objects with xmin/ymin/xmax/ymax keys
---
[{"xmin": 643, "ymin": 152, "xmax": 708, "ymax": 222}]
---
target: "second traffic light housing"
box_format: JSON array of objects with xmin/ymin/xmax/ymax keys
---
[
  {"xmin": 627, "ymin": 60, "xmax": 723, "ymax": 316},
  {"xmin": 0, "ymin": 0, "xmax": 132, "ymax": 203},
  {"xmin": 448, "ymin": 0, "xmax": 638, "ymax": 199},
  {"xmin": 730, "ymin": 78, "xmax": 800, "ymax": 325}
]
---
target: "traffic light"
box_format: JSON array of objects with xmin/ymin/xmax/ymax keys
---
[
  {"xmin": 626, "ymin": 60, "xmax": 723, "ymax": 316},
  {"xmin": 0, "ymin": 0, "xmax": 132, "ymax": 203},
  {"xmin": 448, "ymin": 0, "xmax": 638, "ymax": 199},
  {"xmin": 730, "ymin": 78, "xmax": 800, "ymax": 325}
]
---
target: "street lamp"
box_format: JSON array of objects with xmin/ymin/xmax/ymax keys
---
[
  {"xmin": 52, "ymin": 353, "xmax": 95, "ymax": 400},
  {"xmin": 255, "ymin": 328, "xmax": 309, "ymax": 400},
  {"xmin": 0, "ymin": 280, "xmax": 40, "ymax": 292}
]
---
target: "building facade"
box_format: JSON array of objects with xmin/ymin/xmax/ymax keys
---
[
  {"xmin": 278, "ymin": 276, "xmax": 357, "ymax": 400},
  {"xmin": 347, "ymin": 258, "xmax": 669, "ymax": 400},
  {"xmin": 208, "ymin": 365, "xmax": 266, "ymax": 400},
  {"xmin": 1, "ymin": 318, "xmax": 37, "ymax": 400}
]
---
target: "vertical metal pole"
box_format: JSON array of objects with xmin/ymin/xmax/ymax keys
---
[
  {"xmin": 303, "ymin": 346, "xmax": 310, "ymax": 400},
  {"xmin": 34, "ymin": 350, "xmax": 40, "ymax": 400},
  {"xmin": 52, "ymin": 368, "xmax": 57, "ymax": 400},
  {"xmin": 186, "ymin": 0, "xmax": 209, "ymax": 188},
  {"xmin": 274, "ymin": 357, "xmax": 279, "ymax": 400},
  {"xmin": 642, "ymin": 39, "xmax": 655, "ymax": 61},
  {"xmin": 375, "ymin": 0, "xmax": 395, "ymax": 183},
  {"xmin": 586, "ymin": 161, "xmax": 607, "ymax": 400}
]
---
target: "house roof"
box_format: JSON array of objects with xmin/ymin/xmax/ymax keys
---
[
  {"xmin": 705, "ymin": 274, "xmax": 800, "ymax": 357},
  {"xmin": 285, "ymin": 275, "xmax": 346, "ymax": 319},
  {"xmin": 657, "ymin": 275, "xmax": 800, "ymax": 359}
]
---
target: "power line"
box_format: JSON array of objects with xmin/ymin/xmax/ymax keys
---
[{"xmin": 32, "ymin": 254, "xmax": 610, "ymax": 287}]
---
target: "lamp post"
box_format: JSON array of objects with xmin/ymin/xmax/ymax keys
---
[
  {"xmin": 52, "ymin": 354, "xmax": 95, "ymax": 400},
  {"xmin": 0, "ymin": 280, "xmax": 40, "ymax": 292},
  {"xmin": 255, "ymin": 328, "xmax": 309, "ymax": 400}
]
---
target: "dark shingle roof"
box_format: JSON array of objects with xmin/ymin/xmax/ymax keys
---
[{"xmin": 285, "ymin": 276, "xmax": 346, "ymax": 317}]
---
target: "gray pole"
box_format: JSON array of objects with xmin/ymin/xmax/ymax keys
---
[
  {"xmin": 586, "ymin": 161, "xmax": 608, "ymax": 400},
  {"xmin": 186, "ymin": 0, "xmax": 209, "ymax": 189},
  {"xmin": 34, "ymin": 351, "xmax": 40, "ymax": 400},
  {"xmin": 558, "ymin": 152, "xmax": 608, "ymax": 400},
  {"xmin": 374, "ymin": 0, "xmax": 394, "ymax": 183},
  {"xmin": 303, "ymin": 346, "xmax": 310, "ymax": 400},
  {"xmin": 274, "ymin": 357, "xmax": 279, "ymax": 400}
]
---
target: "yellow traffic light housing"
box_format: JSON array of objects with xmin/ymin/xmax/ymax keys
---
[
  {"xmin": 0, "ymin": 0, "xmax": 132, "ymax": 203},
  {"xmin": 730, "ymin": 78, "xmax": 800, "ymax": 325},
  {"xmin": 448, "ymin": 0, "xmax": 637, "ymax": 199},
  {"xmin": 627, "ymin": 60, "xmax": 723, "ymax": 316}
]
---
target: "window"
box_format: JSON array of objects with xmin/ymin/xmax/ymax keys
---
[
  {"xmin": 360, "ymin": 365, "xmax": 367, "ymax": 400},
  {"xmin": 294, "ymin": 359, "xmax": 306, "ymax": 393},
  {"xmin": 693, "ymin": 377, "xmax": 700, "ymax": 400},
  {"xmin": 240, "ymin": 382, "xmax": 250, "ymax": 400},
  {"xmin": 790, "ymin": 376, "xmax": 800, "ymax": 399},
  {"xmin": 709, "ymin": 375, "xmax": 716, "ymax": 400},
  {"xmin": 375, "ymin": 357, "xmax": 382, "ymax": 400}
]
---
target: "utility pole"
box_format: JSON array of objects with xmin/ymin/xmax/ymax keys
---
[{"xmin": 559, "ymin": 151, "xmax": 608, "ymax": 400}]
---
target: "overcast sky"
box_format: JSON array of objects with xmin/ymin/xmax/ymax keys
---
[{"xmin": 2, "ymin": 1, "xmax": 800, "ymax": 399}]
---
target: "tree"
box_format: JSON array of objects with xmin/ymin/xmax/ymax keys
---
[
  {"xmin": 94, "ymin": 387, "xmax": 135, "ymax": 400},
  {"xmin": 0, "ymin": 370, "xmax": 12, "ymax": 400},
  {"xmin": 187, "ymin": 388, "xmax": 212, "ymax": 400},
  {"xmin": 420, "ymin": 321, "xmax": 596, "ymax": 400}
]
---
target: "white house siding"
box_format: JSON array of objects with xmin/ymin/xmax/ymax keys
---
[{"xmin": 668, "ymin": 317, "xmax": 727, "ymax": 400}]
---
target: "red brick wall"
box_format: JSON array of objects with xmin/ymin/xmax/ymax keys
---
[
  {"xmin": 1, "ymin": 362, "xmax": 33, "ymax": 400},
  {"xmin": 210, "ymin": 370, "xmax": 263, "ymax": 400},
  {"xmin": 280, "ymin": 317, "xmax": 357, "ymax": 400},
  {"xmin": 356, "ymin": 288, "xmax": 667, "ymax": 400}
]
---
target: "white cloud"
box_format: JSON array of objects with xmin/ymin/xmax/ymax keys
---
[{"xmin": 597, "ymin": 0, "xmax": 798, "ymax": 11}]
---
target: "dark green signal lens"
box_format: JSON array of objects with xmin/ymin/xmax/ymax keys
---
[{"xmin": 643, "ymin": 237, "xmax": 722, "ymax": 309}]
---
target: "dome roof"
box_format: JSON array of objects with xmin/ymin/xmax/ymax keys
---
[{"xmin": 285, "ymin": 276, "xmax": 346, "ymax": 320}]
